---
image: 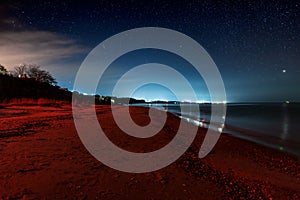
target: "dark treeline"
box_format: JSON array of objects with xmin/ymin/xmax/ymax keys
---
[
  {"xmin": 0, "ymin": 74, "xmax": 72, "ymax": 103},
  {"xmin": 0, "ymin": 74, "xmax": 146, "ymax": 105},
  {"xmin": 94, "ymin": 96, "xmax": 146, "ymax": 105},
  {"xmin": 74, "ymin": 94, "xmax": 146, "ymax": 105}
]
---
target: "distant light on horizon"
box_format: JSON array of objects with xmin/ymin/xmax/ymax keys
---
[{"xmin": 212, "ymin": 100, "xmax": 227, "ymax": 104}]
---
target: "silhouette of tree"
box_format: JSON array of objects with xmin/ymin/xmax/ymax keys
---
[
  {"xmin": 14, "ymin": 64, "xmax": 27, "ymax": 76},
  {"xmin": 0, "ymin": 64, "xmax": 7, "ymax": 75},
  {"xmin": 27, "ymin": 65, "xmax": 57, "ymax": 85},
  {"xmin": 14, "ymin": 64, "xmax": 57, "ymax": 85}
]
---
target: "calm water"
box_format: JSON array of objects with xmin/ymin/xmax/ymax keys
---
[{"xmin": 138, "ymin": 103, "xmax": 300, "ymax": 157}]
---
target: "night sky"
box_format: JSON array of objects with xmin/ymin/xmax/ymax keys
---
[{"xmin": 0, "ymin": 0, "xmax": 299, "ymax": 102}]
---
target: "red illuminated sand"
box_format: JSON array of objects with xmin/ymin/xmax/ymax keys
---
[{"xmin": 0, "ymin": 104, "xmax": 299, "ymax": 199}]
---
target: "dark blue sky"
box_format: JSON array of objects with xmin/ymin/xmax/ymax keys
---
[{"xmin": 0, "ymin": 0, "xmax": 299, "ymax": 102}]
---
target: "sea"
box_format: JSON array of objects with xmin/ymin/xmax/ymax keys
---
[{"xmin": 134, "ymin": 103, "xmax": 300, "ymax": 157}]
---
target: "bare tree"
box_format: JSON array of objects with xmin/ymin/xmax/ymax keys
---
[
  {"xmin": 14, "ymin": 64, "xmax": 57, "ymax": 85},
  {"xmin": 14, "ymin": 64, "xmax": 27, "ymax": 76},
  {"xmin": 0, "ymin": 64, "xmax": 7, "ymax": 75}
]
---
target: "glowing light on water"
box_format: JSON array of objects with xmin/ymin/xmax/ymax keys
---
[
  {"xmin": 193, "ymin": 120, "xmax": 203, "ymax": 127},
  {"xmin": 281, "ymin": 105, "xmax": 289, "ymax": 140},
  {"xmin": 279, "ymin": 146, "xmax": 284, "ymax": 151}
]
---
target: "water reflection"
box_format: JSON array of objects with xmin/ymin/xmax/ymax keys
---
[{"xmin": 281, "ymin": 104, "xmax": 289, "ymax": 140}]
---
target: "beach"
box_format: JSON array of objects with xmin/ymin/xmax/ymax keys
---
[{"xmin": 0, "ymin": 104, "xmax": 299, "ymax": 199}]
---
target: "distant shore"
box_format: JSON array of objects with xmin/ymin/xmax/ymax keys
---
[{"xmin": 0, "ymin": 104, "xmax": 299, "ymax": 199}]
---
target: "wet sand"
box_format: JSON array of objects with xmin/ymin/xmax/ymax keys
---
[{"xmin": 0, "ymin": 105, "xmax": 299, "ymax": 199}]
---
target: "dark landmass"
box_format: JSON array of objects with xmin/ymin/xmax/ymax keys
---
[
  {"xmin": 0, "ymin": 74, "xmax": 147, "ymax": 106},
  {"xmin": 0, "ymin": 74, "xmax": 71, "ymax": 105}
]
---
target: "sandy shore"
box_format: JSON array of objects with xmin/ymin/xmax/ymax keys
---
[{"xmin": 0, "ymin": 105, "xmax": 299, "ymax": 199}]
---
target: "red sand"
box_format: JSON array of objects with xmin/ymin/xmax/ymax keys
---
[{"xmin": 0, "ymin": 105, "xmax": 299, "ymax": 199}]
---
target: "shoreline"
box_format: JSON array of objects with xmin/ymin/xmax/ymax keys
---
[
  {"xmin": 0, "ymin": 104, "xmax": 299, "ymax": 199},
  {"xmin": 146, "ymin": 103, "xmax": 300, "ymax": 158},
  {"xmin": 223, "ymin": 124, "xmax": 300, "ymax": 157}
]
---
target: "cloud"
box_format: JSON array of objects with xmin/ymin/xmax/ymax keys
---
[{"xmin": 0, "ymin": 30, "xmax": 87, "ymax": 70}]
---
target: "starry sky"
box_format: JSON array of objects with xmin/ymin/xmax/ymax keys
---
[{"xmin": 0, "ymin": 0, "xmax": 299, "ymax": 102}]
